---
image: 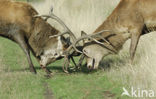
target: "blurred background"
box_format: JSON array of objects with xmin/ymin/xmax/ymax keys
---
[{"xmin": 18, "ymin": 0, "xmax": 119, "ymax": 37}]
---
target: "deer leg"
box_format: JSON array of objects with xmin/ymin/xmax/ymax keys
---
[
  {"xmin": 70, "ymin": 55, "xmax": 80, "ymax": 70},
  {"xmin": 77, "ymin": 54, "xmax": 85, "ymax": 69},
  {"xmin": 13, "ymin": 33, "xmax": 36, "ymax": 74},
  {"xmin": 69, "ymin": 55, "xmax": 81, "ymax": 71},
  {"xmin": 130, "ymin": 31, "xmax": 142, "ymax": 62},
  {"xmin": 63, "ymin": 55, "xmax": 70, "ymax": 73},
  {"xmin": 70, "ymin": 56, "xmax": 77, "ymax": 67}
]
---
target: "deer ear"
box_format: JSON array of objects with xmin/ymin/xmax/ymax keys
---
[
  {"xmin": 81, "ymin": 31, "xmax": 87, "ymax": 36},
  {"xmin": 81, "ymin": 31, "xmax": 88, "ymax": 45}
]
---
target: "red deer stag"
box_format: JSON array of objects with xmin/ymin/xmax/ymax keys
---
[
  {"xmin": 0, "ymin": 0, "xmax": 79, "ymax": 74},
  {"xmin": 73, "ymin": 0, "xmax": 156, "ymax": 69}
]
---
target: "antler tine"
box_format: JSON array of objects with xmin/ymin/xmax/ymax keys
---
[
  {"xmin": 34, "ymin": 14, "xmax": 77, "ymax": 42},
  {"xmin": 90, "ymin": 30, "xmax": 113, "ymax": 44},
  {"xmin": 73, "ymin": 35, "xmax": 117, "ymax": 54},
  {"xmin": 71, "ymin": 29, "xmax": 117, "ymax": 54},
  {"xmin": 90, "ymin": 30, "xmax": 112, "ymax": 36},
  {"xmin": 49, "ymin": 32, "xmax": 69, "ymax": 38},
  {"xmin": 46, "ymin": 14, "xmax": 76, "ymax": 41}
]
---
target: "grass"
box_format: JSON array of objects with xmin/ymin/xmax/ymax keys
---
[
  {"xmin": 1, "ymin": 0, "xmax": 156, "ymax": 99},
  {"xmin": 0, "ymin": 35, "xmax": 148, "ymax": 99},
  {"xmin": 0, "ymin": 37, "xmax": 124, "ymax": 99}
]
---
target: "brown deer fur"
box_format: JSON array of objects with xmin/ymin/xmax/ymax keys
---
[
  {"xmin": 81, "ymin": 0, "xmax": 156, "ymax": 69},
  {"xmin": 0, "ymin": 0, "xmax": 71, "ymax": 74}
]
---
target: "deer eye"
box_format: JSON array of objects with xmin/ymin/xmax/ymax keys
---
[{"xmin": 83, "ymin": 49, "xmax": 88, "ymax": 54}]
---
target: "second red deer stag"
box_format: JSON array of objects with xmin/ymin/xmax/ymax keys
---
[{"xmin": 74, "ymin": 0, "xmax": 156, "ymax": 69}]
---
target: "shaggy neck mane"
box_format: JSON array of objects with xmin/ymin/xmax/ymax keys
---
[{"xmin": 29, "ymin": 18, "xmax": 59, "ymax": 56}]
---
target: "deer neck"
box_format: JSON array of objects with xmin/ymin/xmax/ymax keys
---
[{"xmin": 93, "ymin": 19, "xmax": 131, "ymax": 52}]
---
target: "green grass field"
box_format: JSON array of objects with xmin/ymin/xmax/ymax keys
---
[
  {"xmin": 1, "ymin": 0, "xmax": 156, "ymax": 99},
  {"xmin": 0, "ymin": 37, "xmax": 127, "ymax": 99}
]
